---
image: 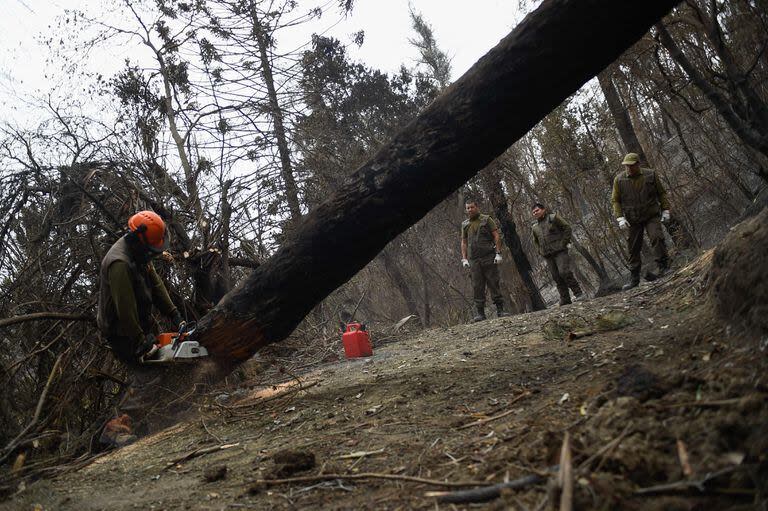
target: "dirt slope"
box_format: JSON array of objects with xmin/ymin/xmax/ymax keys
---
[{"xmin": 4, "ymin": 254, "xmax": 767, "ymax": 510}]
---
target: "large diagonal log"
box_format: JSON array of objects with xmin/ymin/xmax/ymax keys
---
[{"xmin": 193, "ymin": 0, "xmax": 680, "ymax": 368}]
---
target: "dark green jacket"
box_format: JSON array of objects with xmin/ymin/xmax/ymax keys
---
[
  {"xmin": 461, "ymin": 214, "xmax": 498, "ymax": 260},
  {"xmin": 611, "ymin": 168, "xmax": 670, "ymax": 223},
  {"xmin": 97, "ymin": 236, "xmax": 176, "ymax": 346},
  {"xmin": 532, "ymin": 212, "xmax": 571, "ymax": 257}
]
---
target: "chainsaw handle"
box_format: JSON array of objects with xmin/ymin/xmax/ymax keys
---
[{"xmin": 179, "ymin": 321, "xmax": 196, "ymax": 335}]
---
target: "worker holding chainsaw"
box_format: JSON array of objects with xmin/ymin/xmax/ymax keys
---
[{"xmin": 97, "ymin": 210, "xmax": 183, "ymax": 446}]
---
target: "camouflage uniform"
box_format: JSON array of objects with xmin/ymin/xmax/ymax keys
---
[{"xmin": 532, "ymin": 212, "xmax": 583, "ymax": 305}]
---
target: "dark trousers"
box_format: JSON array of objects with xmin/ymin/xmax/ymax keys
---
[
  {"xmin": 545, "ymin": 250, "xmax": 582, "ymax": 304},
  {"xmin": 107, "ymin": 334, "xmax": 166, "ymax": 430},
  {"xmin": 119, "ymin": 366, "xmax": 166, "ymax": 430},
  {"xmin": 470, "ymin": 256, "xmax": 503, "ymax": 307},
  {"xmin": 627, "ymin": 216, "xmax": 668, "ymax": 273}
]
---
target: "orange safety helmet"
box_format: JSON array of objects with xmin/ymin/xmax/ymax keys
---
[{"xmin": 128, "ymin": 210, "xmax": 168, "ymax": 253}]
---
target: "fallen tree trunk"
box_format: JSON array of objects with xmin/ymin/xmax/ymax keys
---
[{"xmin": 193, "ymin": 0, "xmax": 681, "ymax": 368}]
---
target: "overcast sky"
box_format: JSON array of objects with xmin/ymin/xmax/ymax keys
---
[{"xmin": 0, "ymin": 0, "xmax": 524, "ymax": 123}]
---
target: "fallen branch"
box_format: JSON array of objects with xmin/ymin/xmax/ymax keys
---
[
  {"xmin": 424, "ymin": 468, "xmax": 557, "ymax": 504},
  {"xmin": 253, "ymin": 472, "xmax": 487, "ymax": 488},
  {"xmin": 0, "ymin": 312, "xmax": 94, "ymax": 329},
  {"xmin": 163, "ymin": 442, "xmax": 240, "ymax": 470},
  {"xmin": 0, "ymin": 352, "xmax": 65, "ymax": 464},
  {"xmin": 565, "ymin": 330, "xmax": 597, "ymax": 342},
  {"xmin": 634, "ymin": 464, "xmax": 755, "ymax": 496},
  {"xmin": 577, "ymin": 424, "xmax": 632, "ymax": 472},
  {"xmin": 338, "ymin": 448, "xmax": 385, "ymax": 460},
  {"xmin": 227, "ymin": 380, "xmax": 320, "ymax": 409},
  {"xmin": 458, "ymin": 391, "xmax": 531, "ymax": 429},
  {"xmin": 201, "ymin": 418, "xmax": 223, "ymax": 444},
  {"xmin": 661, "ymin": 396, "xmax": 765, "ymax": 408},
  {"xmin": 0, "ymin": 450, "xmax": 111, "ymax": 488},
  {"xmin": 676, "ymin": 439, "xmax": 693, "ymax": 477}
]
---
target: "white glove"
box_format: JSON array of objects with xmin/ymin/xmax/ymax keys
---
[
  {"xmin": 617, "ymin": 217, "xmax": 629, "ymax": 230},
  {"xmin": 461, "ymin": 258, "xmax": 470, "ymax": 268},
  {"xmin": 494, "ymin": 253, "xmax": 502, "ymax": 264},
  {"xmin": 661, "ymin": 210, "xmax": 670, "ymax": 223}
]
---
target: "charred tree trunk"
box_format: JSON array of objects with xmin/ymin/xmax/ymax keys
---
[
  {"xmin": 570, "ymin": 239, "xmax": 620, "ymax": 296},
  {"xmin": 380, "ymin": 246, "xmax": 420, "ymax": 319},
  {"xmin": 416, "ymin": 254, "xmax": 432, "ymax": 327},
  {"xmin": 481, "ymin": 168, "xmax": 546, "ymax": 311},
  {"xmin": 192, "ymin": 0, "xmax": 681, "ymax": 369},
  {"xmin": 598, "ymin": 70, "xmax": 647, "ymax": 159}
]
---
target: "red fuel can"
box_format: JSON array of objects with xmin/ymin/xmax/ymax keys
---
[{"xmin": 342, "ymin": 323, "xmax": 373, "ymax": 359}]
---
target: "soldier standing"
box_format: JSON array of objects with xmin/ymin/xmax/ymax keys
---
[
  {"xmin": 531, "ymin": 203, "xmax": 583, "ymax": 306},
  {"xmin": 460, "ymin": 199, "xmax": 509, "ymax": 322},
  {"xmin": 611, "ymin": 153, "xmax": 670, "ymax": 290}
]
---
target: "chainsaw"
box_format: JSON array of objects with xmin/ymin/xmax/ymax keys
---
[{"xmin": 143, "ymin": 322, "xmax": 208, "ymax": 364}]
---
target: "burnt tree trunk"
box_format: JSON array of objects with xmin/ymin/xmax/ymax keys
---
[
  {"xmin": 416, "ymin": 254, "xmax": 432, "ymax": 327},
  {"xmin": 570, "ymin": 239, "xmax": 619, "ymax": 296},
  {"xmin": 598, "ymin": 70, "xmax": 647, "ymax": 158},
  {"xmin": 380, "ymin": 246, "xmax": 420, "ymax": 319},
  {"xmin": 481, "ymin": 168, "xmax": 546, "ymax": 311},
  {"xmin": 192, "ymin": 0, "xmax": 681, "ymax": 369}
]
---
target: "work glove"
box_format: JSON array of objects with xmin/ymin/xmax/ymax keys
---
[
  {"xmin": 135, "ymin": 333, "xmax": 158, "ymax": 360},
  {"xmin": 661, "ymin": 210, "xmax": 671, "ymax": 223},
  {"xmin": 617, "ymin": 217, "xmax": 629, "ymax": 230},
  {"xmin": 461, "ymin": 258, "xmax": 470, "ymax": 268},
  {"xmin": 494, "ymin": 253, "xmax": 503, "ymax": 264},
  {"xmin": 171, "ymin": 309, "xmax": 184, "ymax": 331}
]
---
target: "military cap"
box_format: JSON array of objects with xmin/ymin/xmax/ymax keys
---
[{"xmin": 621, "ymin": 153, "xmax": 640, "ymax": 165}]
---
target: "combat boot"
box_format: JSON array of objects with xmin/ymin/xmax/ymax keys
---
[
  {"xmin": 472, "ymin": 305, "xmax": 486, "ymax": 323},
  {"xmin": 656, "ymin": 260, "xmax": 669, "ymax": 278},
  {"xmin": 622, "ymin": 270, "xmax": 641, "ymax": 291},
  {"xmin": 495, "ymin": 302, "xmax": 510, "ymax": 318},
  {"xmin": 564, "ymin": 273, "xmax": 583, "ymax": 302}
]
